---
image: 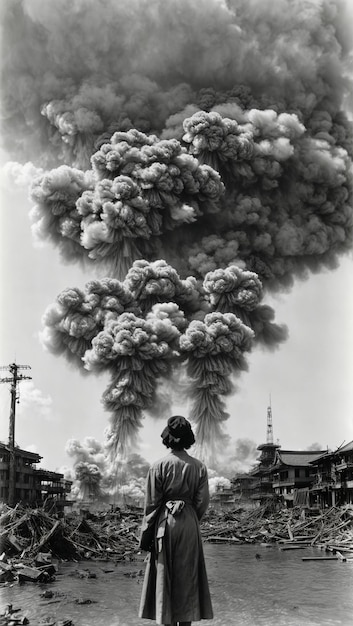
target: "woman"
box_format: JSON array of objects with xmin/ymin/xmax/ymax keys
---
[{"xmin": 138, "ymin": 415, "xmax": 213, "ymax": 626}]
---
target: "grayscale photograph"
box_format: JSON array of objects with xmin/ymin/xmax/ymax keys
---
[{"xmin": 1, "ymin": 1, "xmax": 352, "ymax": 624}]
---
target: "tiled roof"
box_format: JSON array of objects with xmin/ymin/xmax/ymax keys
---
[{"xmin": 276, "ymin": 450, "xmax": 326, "ymax": 467}]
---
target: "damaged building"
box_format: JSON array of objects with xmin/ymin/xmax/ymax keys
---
[
  {"xmin": 0, "ymin": 442, "xmax": 72, "ymax": 509},
  {"xmin": 310, "ymin": 441, "xmax": 353, "ymax": 507}
]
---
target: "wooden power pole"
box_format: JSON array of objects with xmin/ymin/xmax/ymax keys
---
[{"xmin": 0, "ymin": 362, "xmax": 32, "ymax": 506}]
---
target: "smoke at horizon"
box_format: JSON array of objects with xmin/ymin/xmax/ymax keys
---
[{"xmin": 63, "ymin": 434, "xmax": 258, "ymax": 501}]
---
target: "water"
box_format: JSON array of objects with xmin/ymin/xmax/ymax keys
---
[{"xmin": 1, "ymin": 543, "xmax": 352, "ymax": 626}]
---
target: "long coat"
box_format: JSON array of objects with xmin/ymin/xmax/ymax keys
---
[{"xmin": 138, "ymin": 449, "xmax": 213, "ymax": 624}]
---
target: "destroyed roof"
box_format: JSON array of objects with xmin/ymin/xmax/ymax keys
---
[
  {"xmin": 335, "ymin": 440, "xmax": 353, "ymax": 454},
  {"xmin": 274, "ymin": 450, "xmax": 326, "ymax": 467},
  {"xmin": 35, "ymin": 468, "xmax": 67, "ymax": 481},
  {"xmin": 0, "ymin": 441, "xmax": 42, "ymax": 461},
  {"xmin": 309, "ymin": 441, "xmax": 353, "ymax": 463}
]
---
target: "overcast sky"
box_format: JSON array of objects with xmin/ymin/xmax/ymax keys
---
[{"xmin": 1, "ymin": 0, "xmax": 352, "ymax": 476}]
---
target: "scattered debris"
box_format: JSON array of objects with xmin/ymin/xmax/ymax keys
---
[
  {"xmin": 1, "ymin": 502, "xmax": 353, "ymax": 588},
  {"xmin": 123, "ymin": 569, "xmax": 144, "ymax": 578},
  {"xmin": 74, "ymin": 599, "xmax": 97, "ymax": 605},
  {"xmin": 200, "ymin": 504, "xmax": 353, "ymax": 557},
  {"xmin": 1, "ymin": 503, "xmax": 353, "ymax": 625},
  {"xmin": 0, "ymin": 604, "xmax": 29, "ymax": 625},
  {"xmin": 0, "ymin": 504, "xmax": 141, "ymax": 566}
]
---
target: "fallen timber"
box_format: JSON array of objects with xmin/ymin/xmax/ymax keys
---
[
  {"xmin": 1, "ymin": 504, "xmax": 352, "ymax": 626},
  {"xmin": 201, "ymin": 503, "xmax": 353, "ymax": 556},
  {"xmin": 302, "ymin": 556, "xmax": 340, "ymax": 561},
  {"xmin": 1, "ymin": 503, "xmax": 353, "ymax": 576},
  {"xmin": 0, "ymin": 503, "xmax": 143, "ymax": 585}
]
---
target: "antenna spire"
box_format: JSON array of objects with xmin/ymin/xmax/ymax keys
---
[{"xmin": 267, "ymin": 396, "xmax": 273, "ymax": 445}]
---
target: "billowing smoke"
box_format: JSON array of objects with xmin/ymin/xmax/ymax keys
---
[
  {"xmin": 208, "ymin": 437, "xmax": 258, "ymax": 494},
  {"xmin": 65, "ymin": 437, "xmax": 108, "ymax": 500},
  {"xmin": 210, "ymin": 437, "xmax": 258, "ymax": 476},
  {"xmin": 114, "ymin": 452, "xmax": 150, "ymax": 505},
  {"xmin": 65, "ymin": 436, "xmax": 150, "ymax": 502},
  {"xmin": 208, "ymin": 472, "xmax": 232, "ymax": 496},
  {"xmin": 306, "ymin": 442, "xmax": 325, "ymax": 452},
  {"xmin": 64, "ymin": 435, "xmax": 257, "ymax": 500},
  {"xmin": 29, "ymin": 131, "xmax": 223, "ymax": 275},
  {"xmin": 1, "ymin": 0, "xmax": 352, "ymax": 461},
  {"xmin": 40, "ymin": 259, "xmax": 274, "ymax": 456}
]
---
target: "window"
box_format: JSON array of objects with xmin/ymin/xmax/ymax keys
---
[{"xmin": 295, "ymin": 469, "xmax": 300, "ymax": 478}]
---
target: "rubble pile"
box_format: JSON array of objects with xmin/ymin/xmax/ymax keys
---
[
  {"xmin": 200, "ymin": 504, "xmax": 353, "ymax": 553},
  {"xmin": 0, "ymin": 504, "xmax": 141, "ymax": 569},
  {"xmin": 1, "ymin": 503, "xmax": 353, "ymax": 573},
  {"xmin": 1, "ymin": 503, "xmax": 352, "ymax": 624}
]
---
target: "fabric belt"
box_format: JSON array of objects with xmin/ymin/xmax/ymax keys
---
[{"xmin": 156, "ymin": 499, "xmax": 188, "ymax": 553}]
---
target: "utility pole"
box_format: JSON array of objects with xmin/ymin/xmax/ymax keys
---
[{"xmin": 0, "ymin": 362, "xmax": 32, "ymax": 506}]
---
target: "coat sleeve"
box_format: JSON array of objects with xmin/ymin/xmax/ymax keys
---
[
  {"xmin": 193, "ymin": 463, "xmax": 210, "ymax": 520},
  {"xmin": 139, "ymin": 464, "xmax": 164, "ymax": 550}
]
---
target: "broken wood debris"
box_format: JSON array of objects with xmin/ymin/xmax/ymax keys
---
[
  {"xmin": 200, "ymin": 503, "xmax": 353, "ymax": 556},
  {"xmin": 0, "ymin": 504, "xmax": 142, "ymax": 566},
  {"xmin": 1, "ymin": 502, "xmax": 353, "ymax": 574},
  {"xmin": 0, "ymin": 604, "xmax": 29, "ymax": 626},
  {"xmin": 302, "ymin": 556, "xmax": 339, "ymax": 561}
]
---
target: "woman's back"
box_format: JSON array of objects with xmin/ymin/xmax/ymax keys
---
[
  {"xmin": 149, "ymin": 450, "xmax": 209, "ymax": 519},
  {"xmin": 139, "ymin": 416, "xmax": 213, "ymax": 625}
]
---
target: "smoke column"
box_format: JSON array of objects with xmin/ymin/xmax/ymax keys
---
[
  {"xmin": 65, "ymin": 437, "xmax": 107, "ymax": 500},
  {"xmin": 1, "ymin": 0, "xmax": 352, "ymax": 461},
  {"xmin": 65, "ymin": 437, "xmax": 149, "ymax": 502}
]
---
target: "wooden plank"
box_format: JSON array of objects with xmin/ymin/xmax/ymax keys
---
[
  {"xmin": 205, "ymin": 536, "xmax": 241, "ymax": 543},
  {"xmin": 302, "ymin": 556, "xmax": 339, "ymax": 561}
]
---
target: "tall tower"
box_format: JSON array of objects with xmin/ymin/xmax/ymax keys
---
[
  {"xmin": 257, "ymin": 399, "xmax": 280, "ymax": 467},
  {"xmin": 267, "ymin": 399, "xmax": 273, "ymax": 444}
]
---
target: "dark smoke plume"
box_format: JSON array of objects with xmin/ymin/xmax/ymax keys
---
[{"xmin": 1, "ymin": 0, "xmax": 352, "ymax": 461}]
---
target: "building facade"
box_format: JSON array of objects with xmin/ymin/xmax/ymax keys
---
[
  {"xmin": 231, "ymin": 448, "xmax": 334, "ymax": 508},
  {"xmin": 310, "ymin": 441, "xmax": 353, "ymax": 507},
  {"xmin": 271, "ymin": 449, "xmax": 326, "ymax": 505},
  {"xmin": 0, "ymin": 442, "xmax": 71, "ymax": 507},
  {"xmin": 247, "ymin": 441, "xmax": 281, "ymax": 505}
]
